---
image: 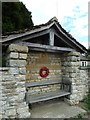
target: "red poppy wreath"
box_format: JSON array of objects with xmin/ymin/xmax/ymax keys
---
[{"xmin": 39, "ymin": 67, "xmax": 49, "ymax": 78}]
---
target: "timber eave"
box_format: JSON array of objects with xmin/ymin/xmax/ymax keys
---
[
  {"xmin": 2, "ymin": 17, "xmax": 87, "ymax": 53},
  {"xmin": 17, "ymin": 42, "xmax": 76, "ymax": 53}
]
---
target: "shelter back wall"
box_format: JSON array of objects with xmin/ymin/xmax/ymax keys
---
[{"xmin": 26, "ymin": 51, "xmax": 62, "ymax": 95}]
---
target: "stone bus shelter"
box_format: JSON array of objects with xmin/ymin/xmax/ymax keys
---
[{"xmin": 1, "ymin": 17, "xmax": 89, "ymax": 118}]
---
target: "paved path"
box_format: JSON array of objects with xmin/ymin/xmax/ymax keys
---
[{"xmin": 30, "ymin": 99, "xmax": 86, "ymax": 118}]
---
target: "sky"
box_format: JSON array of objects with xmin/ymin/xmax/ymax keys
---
[{"xmin": 20, "ymin": 0, "xmax": 90, "ymax": 49}]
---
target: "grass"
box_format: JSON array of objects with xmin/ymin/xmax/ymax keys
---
[
  {"xmin": 83, "ymin": 90, "xmax": 90, "ymax": 110},
  {"xmin": 76, "ymin": 89, "xmax": 90, "ymax": 118},
  {"xmin": 77, "ymin": 113, "xmax": 83, "ymax": 119}
]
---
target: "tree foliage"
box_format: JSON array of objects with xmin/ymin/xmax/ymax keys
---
[
  {"xmin": 86, "ymin": 47, "xmax": 90, "ymax": 56},
  {"xmin": 88, "ymin": 47, "xmax": 90, "ymax": 55},
  {"xmin": 2, "ymin": 2, "xmax": 34, "ymax": 35}
]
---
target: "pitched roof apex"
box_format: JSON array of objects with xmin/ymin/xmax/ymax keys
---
[{"xmin": 48, "ymin": 17, "xmax": 58, "ymax": 23}]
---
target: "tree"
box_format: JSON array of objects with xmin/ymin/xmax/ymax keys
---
[
  {"xmin": 2, "ymin": 2, "xmax": 34, "ymax": 35},
  {"xmin": 87, "ymin": 47, "xmax": 90, "ymax": 56}
]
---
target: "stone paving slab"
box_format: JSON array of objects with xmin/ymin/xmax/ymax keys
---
[{"xmin": 30, "ymin": 99, "xmax": 86, "ymax": 118}]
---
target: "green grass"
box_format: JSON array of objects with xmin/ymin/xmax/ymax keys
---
[
  {"xmin": 83, "ymin": 90, "xmax": 90, "ymax": 110},
  {"xmin": 77, "ymin": 113, "xmax": 83, "ymax": 119}
]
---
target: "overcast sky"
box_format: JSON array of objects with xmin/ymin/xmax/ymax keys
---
[{"xmin": 20, "ymin": 0, "xmax": 89, "ymax": 48}]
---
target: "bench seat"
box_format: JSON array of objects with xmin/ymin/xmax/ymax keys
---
[
  {"xmin": 25, "ymin": 80, "xmax": 71, "ymax": 104},
  {"xmin": 26, "ymin": 90, "xmax": 70, "ymax": 104}
]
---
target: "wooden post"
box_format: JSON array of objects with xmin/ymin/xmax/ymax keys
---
[{"xmin": 49, "ymin": 29, "xmax": 54, "ymax": 46}]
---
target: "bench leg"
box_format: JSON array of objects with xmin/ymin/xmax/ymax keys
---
[{"xmin": 28, "ymin": 103, "xmax": 32, "ymax": 110}]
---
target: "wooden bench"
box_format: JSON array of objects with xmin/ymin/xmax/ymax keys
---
[{"xmin": 25, "ymin": 80, "xmax": 72, "ymax": 104}]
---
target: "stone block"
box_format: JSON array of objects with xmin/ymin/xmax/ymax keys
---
[
  {"xmin": 2, "ymin": 91, "xmax": 17, "ymax": 97},
  {"xmin": 15, "ymin": 75, "xmax": 26, "ymax": 81},
  {"xmin": 0, "ymin": 100, "xmax": 6, "ymax": 106},
  {"xmin": 70, "ymin": 56, "xmax": 78, "ymax": 62},
  {"xmin": 9, "ymin": 60, "xmax": 18, "ymax": 67},
  {"xmin": 0, "ymin": 67, "xmax": 9, "ymax": 71},
  {"xmin": 17, "ymin": 60, "xmax": 27, "ymax": 67},
  {"xmin": 2, "ymin": 81, "xmax": 16, "ymax": 87},
  {"xmin": 19, "ymin": 67, "xmax": 26, "ymax": 74},
  {"xmin": 3, "ymin": 88, "xmax": 16, "ymax": 94},
  {"xmin": 7, "ymin": 96, "xmax": 18, "ymax": 103},
  {"xmin": 4, "ymin": 83, "xmax": 17, "ymax": 89},
  {"xmin": 8, "ymin": 44, "xmax": 28, "ymax": 53},
  {"xmin": 70, "ymin": 62, "xmax": 80, "ymax": 67},
  {"xmin": 19, "ymin": 102, "xmax": 29, "ymax": 108},
  {"xmin": 1, "ymin": 71, "xmax": 9, "ymax": 75},
  {"xmin": 9, "ymin": 102, "xmax": 17, "ymax": 106},
  {"xmin": 64, "ymin": 98, "xmax": 79, "ymax": 105},
  {"xmin": 9, "ymin": 67, "xmax": 19, "ymax": 74},
  {"xmin": 9, "ymin": 52, "xmax": 18, "ymax": 59},
  {"xmin": 69, "ymin": 73, "xmax": 76, "ymax": 78},
  {"xmin": 67, "ymin": 67, "xmax": 77, "ymax": 73},
  {"xmin": 5, "ymin": 85, "xmax": 17, "ymax": 89},
  {"xmin": 63, "ymin": 62, "xmax": 73, "ymax": 67},
  {"xmin": 67, "ymin": 56, "xmax": 78, "ymax": 62},
  {"xmin": 16, "ymin": 82, "xmax": 25, "ymax": 88},
  {"xmin": 0, "ymin": 114, "xmax": 2, "ymax": 119},
  {"xmin": 19, "ymin": 107, "xmax": 28, "ymax": 112},
  {"xmin": 18, "ymin": 112, "xmax": 31, "ymax": 118},
  {"xmin": 17, "ymin": 107, "xmax": 30, "ymax": 115},
  {"xmin": 2, "ymin": 75, "xmax": 15, "ymax": 81},
  {"xmin": 67, "ymin": 52, "xmax": 80, "ymax": 57},
  {"xmin": 77, "ymin": 57, "xmax": 80, "ymax": 61},
  {"xmin": 6, "ymin": 109, "xmax": 16, "ymax": 117},
  {"xmin": 17, "ymin": 93, "xmax": 25, "ymax": 101},
  {"xmin": 9, "ymin": 60, "xmax": 26, "ymax": 67},
  {"xmin": 0, "ymin": 85, "xmax": 4, "ymax": 90},
  {"xmin": 19, "ymin": 53, "xmax": 27, "ymax": 59},
  {"xmin": 16, "ymin": 87, "xmax": 26, "ymax": 93}
]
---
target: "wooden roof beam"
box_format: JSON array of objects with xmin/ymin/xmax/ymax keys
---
[{"xmin": 17, "ymin": 42, "xmax": 75, "ymax": 53}]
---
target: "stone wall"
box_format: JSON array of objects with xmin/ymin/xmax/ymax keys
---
[
  {"xmin": 0, "ymin": 44, "xmax": 30, "ymax": 118},
  {"xmin": 0, "ymin": 68, "xmax": 2, "ymax": 119},
  {"xmin": 1, "ymin": 44, "xmax": 89, "ymax": 118},
  {"xmin": 26, "ymin": 51, "xmax": 62, "ymax": 95},
  {"xmin": 88, "ymin": 69, "xmax": 90, "ymax": 89},
  {"xmin": 26, "ymin": 51, "xmax": 89, "ymax": 105},
  {"xmin": 61, "ymin": 52, "xmax": 88, "ymax": 105},
  {"xmin": 80, "ymin": 68, "xmax": 88, "ymax": 98}
]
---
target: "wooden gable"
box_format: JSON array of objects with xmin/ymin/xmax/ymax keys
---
[{"xmin": 2, "ymin": 17, "xmax": 87, "ymax": 53}]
